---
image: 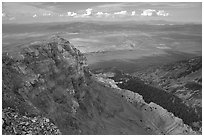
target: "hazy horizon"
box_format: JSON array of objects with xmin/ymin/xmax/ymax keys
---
[{"xmin": 2, "ymin": 2, "xmax": 202, "ymax": 24}]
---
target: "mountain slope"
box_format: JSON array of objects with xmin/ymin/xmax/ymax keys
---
[
  {"xmin": 2, "ymin": 36, "xmax": 199, "ymax": 135},
  {"xmin": 132, "ymin": 56, "xmax": 202, "ymax": 130}
]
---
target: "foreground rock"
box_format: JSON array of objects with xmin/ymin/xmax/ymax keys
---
[
  {"xmin": 2, "ymin": 107, "xmax": 61, "ymax": 135},
  {"xmin": 2, "ymin": 36, "xmax": 200, "ymax": 135}
]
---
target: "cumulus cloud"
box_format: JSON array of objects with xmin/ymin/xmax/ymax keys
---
[
  {"xmin": 131, "ymin": 11, "xmax": 136, "ymax": 16},
  {"xmin": 33, "ymin": 14, "xmax": 37, "ymax": 18},
  {"xmin": 141, "ymin": 9, "xmax": 156, "ymax": 16},
  {"xmin": 75, "ymin": 8, "xmax": 93, "ymax": 18},
  {"xmin": 96, "ymin": 12, "xmax": 103, "ymax": 16},
  {"xmin": 43, "ymin": 13, "xmax": 51, "ymax": 16},
  {"xmin": 96, "ymin": 12, "xmax": 110, "ymax": 17},
  {"xmin": 141, "ymin": 9, "xmax": 169, "ymax": 17},
  {"xmin": 65, "ymin": 8, "xmax": 169, "ymax": 19},
  {"xmin": 2, "ymin": 13, "xmax": 6, "ymax": 17},
  {"xmin": 85, "ymin": 8, "xmax": 93, "ymax": 16},
  {"xmin": 114, "ymin": 10, "xmax": 127, "ymax": 15},
  {"xmin": 67, "ymin": 11, "xmax": 77, "ymax": 17},
  {"xmin": 156, "ymin": 10, "xmax": 169, "ymax": 16}
]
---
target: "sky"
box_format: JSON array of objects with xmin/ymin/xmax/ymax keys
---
[{"xmin": 2, "ymin": 2, "xmax": 202, "ymax": 24}]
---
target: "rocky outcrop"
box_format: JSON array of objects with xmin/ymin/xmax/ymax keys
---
[
  {"xmin": 2, "ymin": 36, "xmax": 200, "ymax": 135},
  {"xmin": 2, "ymin": 107, "xmax": 61, "ymax": 135},
  {"xmin": 3, "ymin": 36, "xmax": 88, "ymax": 134},
  {"xmin": 96, "ymin": 76, "xmax": 199, "ymax": 135}
]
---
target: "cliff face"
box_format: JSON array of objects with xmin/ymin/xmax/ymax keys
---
[
  {"xmin": 2, "ymin": 36, "xmax": 199, "ymax": 135},
  {"xmin": 3, "ymin": 36, "xmax": 88, "ymax": 134}
]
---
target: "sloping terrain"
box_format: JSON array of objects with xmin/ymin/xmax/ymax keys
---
[
  {"xmin": 133, "ymin": 57, "xmax": 202, "ymax": 107},
  {"xmin": 132, "ymin": 57, "xmax": 202, "ymax": 130},
  {"xmin": 2, "ymin": 36, "xmax": 199, "ymax": 135},
  {"xmin": 94, "ymin": 56, "xmax": 202, "ymax": 131}
]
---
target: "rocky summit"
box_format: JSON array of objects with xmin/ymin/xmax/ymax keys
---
[{"xmin": 2, "ymin": 36, "xmax": 200, "ymax": 135}]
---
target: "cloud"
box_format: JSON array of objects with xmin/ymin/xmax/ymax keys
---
[
  {"xmin": 141, "ymin": 9, "xmax": 169, "ymax": 16},
  {"xmin": 141, "ymin": 9, "xmax": 156, "ymax": 16},
  {"xmin": 156, "ymin": 10, "xmax": 169, "ymax": 16},
  {"xmin": 85, "ymin": 8, "xmax": 93, "ymax": 16},
  {"xmin": 95, "ymin": 12, "xmax": 110, "ymax": 17},
  {"xmin": 131, "ymin": 11, "xmax": 136, "ymax": 16},
  {"xmin": 67, "ymin": 11, "xmax": 77, "ymax": 17},
  {"xmin": 96, "ymin": 12, "xmax": 103, "ymax": 16},
  {"xmin": 43, "ymin": 13, "xmax": 52, "ymax": 16},
  {"xmin": 2, "ymin": 13, "xmax": 6, "ymax": 17},
  {"xmin": 114, "ymin": 10, "xmax": 127, "ymax": 15},
  {"xmin": 33, "ymin": 14, "xmax": 37, "ymax": 18},
  {"xmin": 75, "ymin": 8, "xmax": 93, "ymax": 18}
]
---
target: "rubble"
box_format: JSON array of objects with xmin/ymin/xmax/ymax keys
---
[{"xmin": 2, "ymin": 107, "xmax": 61, "ymax": 135}]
